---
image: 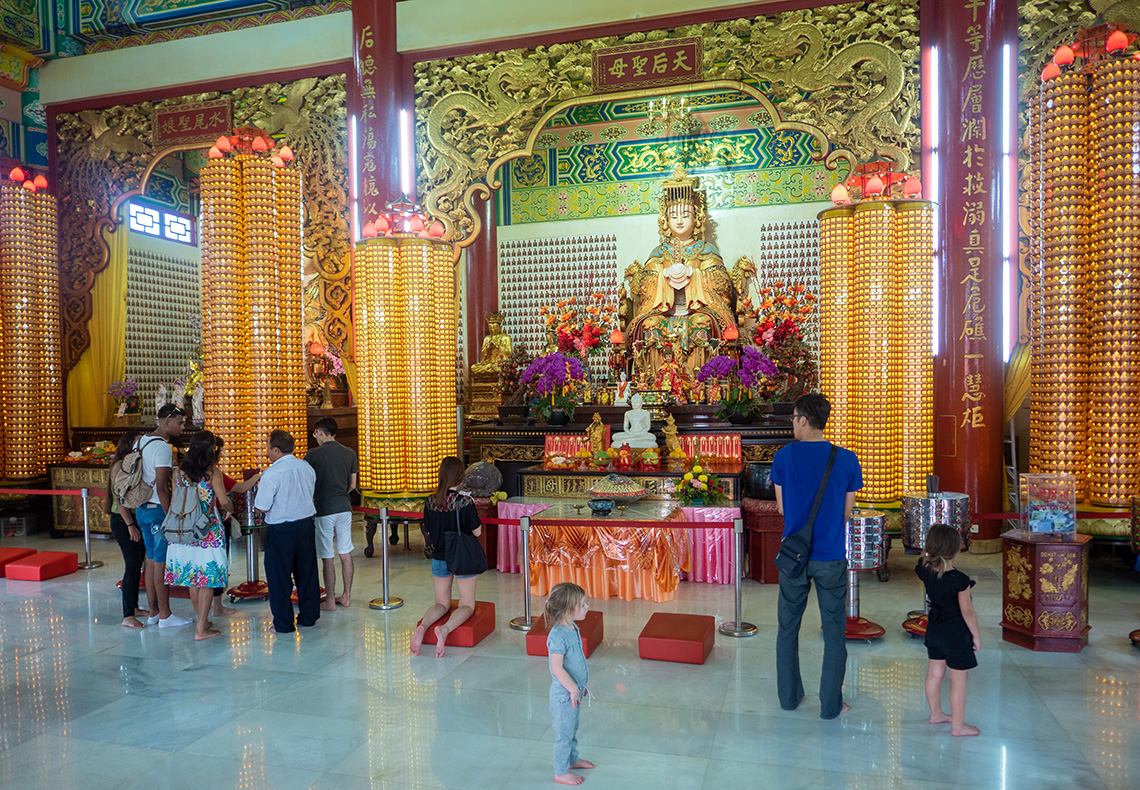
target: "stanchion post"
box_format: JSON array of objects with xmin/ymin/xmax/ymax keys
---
[
  {"xmin": 848, "ymin": 569, "xmax": 859, "ymax": 619},
  {"xmin": 719, "ymin": 517, "xmax": 756, "ymax": 637},
  {"xmin": 78, "ymin": 487, "xmax": 103, "ymax": 570},
  {"xmin": 509, "ymin": 516, "xmax": 533, "ymax": 631},
  {"xmin": 370, "ymin": 507, "xmax": 404, "ymax": 610}
]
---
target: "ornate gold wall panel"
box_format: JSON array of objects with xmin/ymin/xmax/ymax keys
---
[
  {"xmin": 414, "ymin": 0, "xmax": 920, "ymax": 244},
  {"xmin": 54, "ymin": 74, "xmax": 350, "ymax": 372}
]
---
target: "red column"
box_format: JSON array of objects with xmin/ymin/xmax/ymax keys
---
[
  {"xmin": 466, "ymin": 193, "xmax": 499, "ymax": 367},
  {"xmin": 350, "ymin": 0, "xmax": 401, "ymax": 227},
  {"xmin": 925, "ymin": 0, "xmax": 1015, "ymax": 552}
]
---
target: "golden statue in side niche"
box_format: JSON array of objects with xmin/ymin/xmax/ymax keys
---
[
  {"xmin": 471, "ymin": 311, "xmax": 513, "ymax": 376},
  {"xmin": 620, "ymin": 167, "xmax": 742, "ymax": 380}
]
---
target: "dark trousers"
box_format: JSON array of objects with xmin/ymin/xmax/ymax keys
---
[
  {"xmin": 109, "ymin": 513, "xmax": 145, "ymax": 619},
  {"xmin": 776, "ymin": 559, "xmax": 848, "ymax": 718},
  {"xmin": 263, "ymin": 517, "xmax": 321, "ymax": 632}
]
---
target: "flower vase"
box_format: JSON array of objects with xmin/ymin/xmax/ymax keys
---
[
  {"xmin": 547, "ymin": 409, "xmax": 571, "ymax": 426},
  {"xmin": 726, "ymin": 411, "xmax": 754, "ymax": 426},
  {"xmin": 691, "ymin": 498, "xmax": 705, "ymax": 507}
]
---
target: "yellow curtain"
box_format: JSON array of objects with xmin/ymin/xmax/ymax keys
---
[{"xmin": 66, "ymin": 219, "xmax": 128, "ymax": 429}]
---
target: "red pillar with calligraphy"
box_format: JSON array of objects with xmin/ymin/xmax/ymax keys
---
[
  {"xmin": 925, "ymin": 0, "xmax": 1015, "ymax": 552},
  {"xmin": 350, "ymin": 0, "xmax": 401, "ymax": 229},
  {"xmin": 467, "ymin": 193, "xmax": 498, "ymax": 368}
]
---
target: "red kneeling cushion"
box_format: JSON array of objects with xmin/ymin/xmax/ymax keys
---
[
  {"xmin": 5, "ymin": 551, "xmax": 78, "ymax": 581},
  {"xmin": 0, "ymin": 547, "xmax": 36, "ymax": 577},
  {"xmin": 526, "ymin": 610, "xmax": 604, "ymax": 658},
  {"xmin": 418, "ymin": 600, "xmax": 496, "ymax": 648},
  {"xmin": 638, "ymin": 612, "xmax": 716, "ymax": 664}
]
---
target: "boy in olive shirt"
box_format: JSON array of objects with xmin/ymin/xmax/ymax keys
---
[{"xmin": 305, "ymin": 417, "xmax": 359, "ymax": 609}]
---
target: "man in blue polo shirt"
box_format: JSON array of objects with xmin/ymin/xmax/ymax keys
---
[{"xmin": 770, "ymin": 392, "xmax": 863, "ymax": 719}]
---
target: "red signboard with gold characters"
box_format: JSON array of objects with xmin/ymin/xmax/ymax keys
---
[
  {"xmin": 153, "ymin": 99, "xmax": 233, "ymax": 148},
  {"xmin": 593, "ymin": 37, "xmax": 702, "ymax": 91}
]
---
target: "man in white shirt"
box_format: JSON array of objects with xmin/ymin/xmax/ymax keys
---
[
  {"xmin": 254, "ymin": 429, "xmax": 320, "ymax": 633},
  {"xmin": 133, "ymin": 403, "xmax": 192, "ymax": 628}
]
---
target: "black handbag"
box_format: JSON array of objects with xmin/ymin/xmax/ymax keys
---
[
  {"xmin": 773, "ymin": 445, "xmax": 838, "ymax": 577},
  {"xmin": 444, "ymin": 495, "xmax": 488, "ymax": 576}
]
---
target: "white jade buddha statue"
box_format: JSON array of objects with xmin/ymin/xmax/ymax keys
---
[{"xmin": 610, "ymin": 394, "xmax": 658, "ymax": 449}]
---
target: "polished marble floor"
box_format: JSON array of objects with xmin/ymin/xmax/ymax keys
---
[{"xmin": 0, "ymin": 529, "xmax": 1138, "ymax": 790}]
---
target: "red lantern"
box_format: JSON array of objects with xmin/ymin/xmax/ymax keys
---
[
  {"xmin": 279, "ymin": 146, "xmax": 294, "ymax": 161},
  {"xmin": 375, "ymin": 215, "xmax": 390, "ymax": 233},
  {"xmin": 865, "ymin": 175, "xmax": 884, "ymax": 196},
  {"xmin": 723, "ymin": 325, "xmax": 739, "ymax": 341},
  {"xmin": 361, "ymin": 221, "xmax": 377, "ymax": 238},
  {"xmin": 251, "ymin": 136, "xmax": 268, "ymax": 152},
  {"xmin": 9, "ymin": 167, "xmax": 26, "ymax": 182},
  {"xmin": 271, "ymin": 155, "xmax": 285, "ymax": 168},
  {"xmin": 408, "ymin": 214, "xmax": 425, "ymax": 232},
  {"xmin": 1107, "ymin": 30, "xmax": 1128, "ymax": 53},
  {"xmin": 215, "ymin": 136, "xmax": 232, "ymax": 152},
  {"xmin": 428, "ymin": 220, "xmax": 446, "ymax": 238},
  {"xmin": 830, "ymin": 183, "xmax": 850, "ymax": 205},
  {"xmin": 1042, "ymin": 63, "xmax": 1062, "ymax": 80},
  {"xmin": 610, "ymin": 328, "xmax": 624, "ymax": 345},
  {"xmin": 32, "ymin": 175, "xmax": 47, "ymax": 189},
  {"xmin": 903, "ymin": 176, "xmax": 922, "ymax": 198},
  {"xmin": 208, "ymin": 146, "xmax": 223, "ymax": 159},
  {"xmin": 1053, "ymin": 45, "xmax": 1075, "ymax": 66},
  {"xmin": 22, "ymin": 180, "xmax": 35, "ymax": 191}
]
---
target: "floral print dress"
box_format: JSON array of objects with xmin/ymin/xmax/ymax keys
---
[{"xmin": 164, "ymin": 478, "xmax": 228, "ymax": 588}]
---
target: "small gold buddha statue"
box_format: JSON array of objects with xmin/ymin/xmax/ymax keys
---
[{"xmin": 471, "ymin": 311, "xmax": 513, "ymax": 378}]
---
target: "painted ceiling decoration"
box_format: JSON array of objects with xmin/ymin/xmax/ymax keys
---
[{"xmin": 77, "ymin": 0, "xmax": 340, "ymax": 42}]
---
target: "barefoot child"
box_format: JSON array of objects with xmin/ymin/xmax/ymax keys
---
[
  {"xmin": 546, "ymin": 583, "xmax": 595, "ymax": 785},
  {"xmin": 916, "ymin": 523, "xmax": 981, "ymax": 737}
]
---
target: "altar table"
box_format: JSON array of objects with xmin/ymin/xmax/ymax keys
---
[{"xmin": 496, "ymin": 498, "xmax": 738, "ymax": 601}]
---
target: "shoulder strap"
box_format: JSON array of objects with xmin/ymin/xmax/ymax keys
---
[{"xmin": 797, "ymin": 445, "xmax": 839, "ymax": 544}]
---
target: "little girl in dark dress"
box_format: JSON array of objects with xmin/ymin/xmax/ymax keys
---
[{"xmin": 916, "ymin": 523, "xmax": 982, "ymax": 737}]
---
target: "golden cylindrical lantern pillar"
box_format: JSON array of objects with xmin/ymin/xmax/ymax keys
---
[
  {"xmin": 275, "ymin": 167, "xmax": 306, "ymax": 443},
  {"xmin": 0, "ymin": 184, "xmax": 64, "ymax": 478},
  {"xmin": 1089, "ymin": 59, "xmax": 1140, "ymax": 505},
  {"xmin": 1028, "ymin": 73, "xmax": 1090, "ymax": 499},
  {"xmin": 242, "ymin": 156, "xmax": 280, "ymax": 454},
  {"xmin": 818, "ymin": 206, "xmax": 854, "ymax": 449},
  {"xmin": 896, "ymin": 201, "xmax": 935, "ymax": 494}
]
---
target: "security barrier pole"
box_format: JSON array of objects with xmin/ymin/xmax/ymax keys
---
[
  {"xmin": 718, "ymin": 518, "xmax": 756, "ymax": 637},
  {"xmin": 508, "ymin": 516, "xmax": 533, "ymax": 631},
  {"xmin": 78, "ymin": 488, "xmax": 103, "ymax": 570},
  {"xmin": 369, "ymin": 507, "xmax": 404, "ymax": 610}
]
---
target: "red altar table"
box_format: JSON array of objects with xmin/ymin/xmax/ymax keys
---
[
  {"xmin": 1000, "ymin": 530, "xmax": 1091, "ymax": 653},
  {"xmin": 495, "ymin": 498, "xmax": 735, "ymax": 602}
]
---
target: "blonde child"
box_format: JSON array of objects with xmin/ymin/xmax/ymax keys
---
[
  {"xmin": 545, "ymin": 583, "xmax": 595, "ymax": 785},
  {"xmin": 916, "ymin": 523, "xmax": 981, "ymax": 736}
]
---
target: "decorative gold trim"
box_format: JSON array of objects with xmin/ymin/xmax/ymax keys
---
[{"xmin": 480, "ymin": 444, "xmax": 545, "ymax": 464}]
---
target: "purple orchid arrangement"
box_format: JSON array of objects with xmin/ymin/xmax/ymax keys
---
[
  {"xmin": 521, "ymin": 351, "xmax": 586, "ymax": 420},
  {"xmin": 696, "ymin": 348, "xmax": 778, "ymax": 419}
]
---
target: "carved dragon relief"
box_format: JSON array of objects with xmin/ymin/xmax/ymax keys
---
[
  {"xmin": 414, "ymin": 0, "xmax": 920, "ymax": 246},
  {"xmin": 54, "ymin": 75, "xmax": 351, "ymax": 370}
]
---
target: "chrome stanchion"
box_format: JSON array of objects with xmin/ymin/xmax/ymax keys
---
[
  {"xmin": 719, "ymin": 517, "xmax": 756, "ymax": 637},
  {"xmin": 370, "ymin": 507, "xmax": 403, "ymax": 610},
  {"xmin": 78, "ymin": 488, "xmax": 103, "ymax": 570},
  {"xmin": 509, "ymin": 516, "xmax": 533, "ymax": 631},
  {"xmin": 227, "ymin": 486, "xmax": 268, "ymax": 601}
]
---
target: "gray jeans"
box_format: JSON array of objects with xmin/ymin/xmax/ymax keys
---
[{"xmin": 776, "ymin": 559, "xmax": 848, "ymax": 718}]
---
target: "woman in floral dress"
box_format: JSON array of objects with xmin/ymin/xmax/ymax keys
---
[{"xmin": 164, "ymin": 431, "xmax": 233, "ymax": 640}]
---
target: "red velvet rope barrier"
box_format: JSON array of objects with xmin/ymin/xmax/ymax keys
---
[{"xmin": 0, "ymin": 487, "xmax": 106, "ymax": 497}]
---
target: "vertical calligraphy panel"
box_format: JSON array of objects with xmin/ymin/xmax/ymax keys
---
[
  {"xmin": 351, "ymin": 0, "xmax": 401, "ymax": 227},
  {"xmin": 928, "ymin": 0, "xmax": 1011, "ymax": 549}
]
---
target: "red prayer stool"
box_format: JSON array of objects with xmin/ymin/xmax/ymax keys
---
[
  {"xmin": 525, "ymin": 610, "xmax": 604, "ymax": 658},
  {"xmin": 418, "ymin": 600, "xmax": 496, "ymax": 648},
  {"xmin": 5, "ymin": 551, "xmax": 78, "ymax": 581},
  {"xmin": 0, "ymin": 548, "xmax": 36, "ymax": 577},
  {"xmin": 638, "ymin": 612, "xmax": 716, "ymax": 664}
]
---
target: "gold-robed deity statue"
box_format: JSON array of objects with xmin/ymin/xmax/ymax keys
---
[
  {"xmin": 471, "ymin": 311, "xmax": 513, "ymax": 377},
  {"xmin": 619, "ymin": 168, "xmax": 741, "ymax": 380}
]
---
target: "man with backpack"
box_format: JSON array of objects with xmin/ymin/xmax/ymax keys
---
[{"xmin": 130, "ymin": 404, "xmax": 192, "ymax": 628}]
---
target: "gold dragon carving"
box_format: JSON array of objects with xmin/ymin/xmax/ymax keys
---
[
  {"xmin": 414, "ymin": 0, "xmax": 919, "ymax": 245},
  {"xmin": 54, "ymin": 75, "xmax": 350, "ymax": 371}
]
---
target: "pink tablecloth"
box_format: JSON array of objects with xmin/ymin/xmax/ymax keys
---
[
  {"xmin": 496, "ymin": 501, "xmax": 738, "ymax": 584},
  {"xmin": 680, "ymin": 506, "xmax": 740, "ymax": 585}
]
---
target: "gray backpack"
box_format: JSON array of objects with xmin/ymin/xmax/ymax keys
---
[
  {"xmin": 112, "ymin": 436, "xmax": 162, "ymax": 509},
  {"xmin": 161, "ymin": 476, "xmax": 211, "ymax": 545}
]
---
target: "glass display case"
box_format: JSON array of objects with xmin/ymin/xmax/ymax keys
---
[{"xmin": 1019, "ymin": 473, "xmax": 1077, "ymax": 538}]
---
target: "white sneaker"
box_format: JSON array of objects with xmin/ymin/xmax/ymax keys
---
[
  {"xmin": 158, "ymin": 614, "xmax": 191, "ymax": 628},
  {"xmin": 147, "ymin": 615, "xmax": 160, "ymax": 625}
]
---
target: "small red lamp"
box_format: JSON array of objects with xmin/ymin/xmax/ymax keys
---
[
  {"xmin": 279, "ymin": 146, "xmax": 294, "ymax": 161},
  {"xmin": 1042, "ymin": 63, "xmax": 1062, "ymax": 80},
  {"xmin": 723, "ymin": 325, "xmax": 739, "ymax": 341},
  {"xmin": 251, "ymin": 136, "xmax": 268, "ymax": 152},
  {"xmin": 215, "ymin": 136, "xmax": 232, "ymax": 152},
  {"xmin": 865, "ymin": 175, "xmax": 885, "ymax": 196},
  {"xmin": 207, "ymin": 146, "xmax": 223, "ymax": 159},
  {"xmin": 1107, "ymin": 30, "xmax": 1128, "ymax": 53},
  {"xmin": 1053, "ymin": 45, "xmax": 1075, "ymax": 66},
  {"xmin": 830, "ymin": 183, "xmax": 850, "ymax": 205},
  {"xmin": 9, "ymin": 167, "xmax": 26, "ymax": 182},
  {"xmin": 32, "ymin": 175, "xmax": 47, "ymax": 189},
  {"xmin": 610, "ymin": 328, "xmax": 624, "ymax": 344},
  {"xmin": 361, "ymin": 221, "xmax": 377, "ymax": 238},
  {"xmin": 428, "ymin": 220, "xmax": 446, "ymax": 238},
  {"xmin": 903, "ymin": 176, "xmax": 922, "ymax": 198}
]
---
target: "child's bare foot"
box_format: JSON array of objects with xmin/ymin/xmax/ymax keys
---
[
  {"xmin": 122, "ymin": 616, "xmax": 145, "ymax": 629},
  {"xmin": 410, "ymin": 625, "xmax": 426, "ymax": 656},
  {"xmin": 336, "ymin": 594, "xmax": 351, "ymax": 607},
  {"xmin": 570, "ymin": 760, "xmax": 595, "ymax": 770},
  {"xmin": 929, "ymin": 712, "xmax": 952, "ymax": 724},
  {"xmin": 195, "ymin": 629, "xmax": 221, "ymax": 641},
  {"xmin": 434, "ymin": 626, "xmax": 449, "ymax": 657},
  {"xmin": 554, "ymin": 773, "xmax": 584, "ymax": 786},
  {"xmin": 211, "ymin": 604, "xmax": 237, "ymax": 616},
  {"xmin": 321, "ymin": 600, "xmax": 338, "ymax": 612},
  {"xmin": 951, "ymin": 723, "xmax": 980, "ymax": 737}
]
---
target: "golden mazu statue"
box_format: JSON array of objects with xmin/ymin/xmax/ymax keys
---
[
  {"xmin": 620, "ymin": 168, "xmax": 740, "ymax": 380},
  {"xmin": 471, "ymin": 311, "xmax": 513, "ymax": 377}
]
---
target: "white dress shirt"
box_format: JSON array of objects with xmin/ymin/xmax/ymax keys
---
[{"xmin": 254, "ymin": 454, "xmax": 317, "ymax": 524}]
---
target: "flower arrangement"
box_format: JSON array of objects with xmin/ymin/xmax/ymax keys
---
[
  {"xmin": 749, "ymin": 281, "xmax": 819, "ymax": 400},
  {"xmin": 674, "ymin": 464, "xmax": 728, "ymax": 505},
  {"xmin": 539, "ymin": 293, "xmax": 617, "ymax": 359},
  {"xmin": 521, "ymin": 351, "xmax": 586, "ymax": 420},
  {"xmin": 108, "ymin": 378, "xmax": 141, "ymax": 415},
  {"xmin": 696, "ymin": 347, "xmax": 778, "ymax": 420}
]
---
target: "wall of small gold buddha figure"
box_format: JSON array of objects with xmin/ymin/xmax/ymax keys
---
[
  {"xmin": 53, "ymin": 74, "xmax": 350, "ymax": 374},
  {"xmin": 414, "ymin": 0, "xmax": 920, "ymax": 244}
]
